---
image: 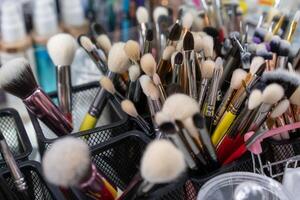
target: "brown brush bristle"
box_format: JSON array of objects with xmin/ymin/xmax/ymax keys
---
[
  {"xmin": 168, "ymin": 23, "xmax": 182, "ymax": 41},
  {"xmin": 183, "ymin": 31, "xmax": 194, "ymax": 51}
]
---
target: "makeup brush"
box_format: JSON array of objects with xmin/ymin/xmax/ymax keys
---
[
  {"xmin": 276, "ymin": 39, "xmax": 291, "ymax": 69},
  {"xmin": 95, "ymin": 34, "xmax": 111, "ymax": 59},
  {"xmin": 193, "ymin": 33, "xmax": 204, "ymax": 73},
  {"xmin": 138, "ymin": 139, "xmax": 186, "ymax": 196},
  {"xmin": 80, "ymin": 42, "xmax": 130, "ymax": 131},
  {"xmin": 121, "ymin": 99, "xmax": 151, "ymax": 135},
  {"xmin": 0, "ymin": 131, "xmax": 30, "ymax": 199},
  {"xmin": 47, "ymin": 33, "xmax": 77, "ymax": 122},
  {"xmin": 198, "ymin": 60, "xmax": 216, "ymax": 109},
  {"xmin": 153, "ymin": 6, "xmax": 168, "ymax": 54},
  {"xmin": 127, "ymin": 64, "xmax": 141, "ymax": 101},
  {"xmin": 42, "ymin": 137, "xmax": 117, "ymax": 199},
  {"xmin": 176, "ymin": 39, "xmax": 183, "ymax": 51},
  {"xmin": 248, "ymin": 83, "xmax": 285, "ymax": 132},
  {"xmin": 153, "ymin": 73, "xmax": 167, "ymax": 103},
  {"xmin": 99, "ymin": 76, "xmax": 125, "ymax": 102},
  {"xmin": 269, "ymin": 35, "xmax": 281, "ymax": 70},
  {"xmin": 183, "ymin": 31, "xmax": 197, "ymax": 99},
  {"xmin": 211, "ymin": 58, "xmax": 266, "ymax": 146},
  {"xmin": 136, "ymin": 6, "xmax": 149, "ymax": 46},
  {"xmin": 157, "ymin": 15, "xmax": 172, "ymax": 54},
  {"xmin": 214, "ymin": 68, "xmax": 247, "ymax": 125},
  {"xmin": 204, "ymin": 57, "xmax": 223, "ymax": 117},
  {"xmin": 285, "ymin": 11, "xmax": 300, "ymax": 42},
  {"xmin": 167, "ymin": 23, "xmax": 182, "ymax": 46},
  {"xmin": 181, "ymin": 12, "xmax": 194, "ymax": 36},
  {"xmin": 202, "ymin": 35, "xmax": 214, "ymax": 60},
  {"xmin": 157, "ymin": 46, "xmax": 176, "ymax": 82},
  {"xmin": 140, "ymin": 53, "xmax": 156, "ymax": 77},
  {"xmin": 143, "ymin": 29, "xmax": 153, "ymax": 54},
  {"xmin": 270, "ymin": 99, "xmax": 290, "ymax": 140},
  {"xmin": 0, "ymin": 58, "xmax": 72, "ymax": 135},
  {"xmin": 171, "ymin": 51, "xmax": 184, "ymax": 85},
  {"xmin": 290, "ymin": 86, "xmax": 300, "ymax": 122},
  {"xmin": 77, "ymin": 34, "xmax": 108, "ymax": 74},
  {"xmin": 124, "ymin": 40, "xmax": 141, "ymax": 66}
]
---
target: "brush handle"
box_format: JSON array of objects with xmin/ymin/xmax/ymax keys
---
[
  {"xmin": 211, "ymin": 110, "xmax": 236, "ymax": 146},
  {"xmin": 56, "ymin": 65, "xmax": 72, "ymax": 121},
  {"xmin": 213, "ymin": 88, "xmax": 234, "ymax": 125},
  {"xmin": 80, "ymin": 164, "xmax": 117, "ymax": 200},
  {"xmin": 198, "ymin": 79, "xmax": 208, "ymax": 109},
  {"xmin": 248, "ymin": 104, "xmax": 272, "ymax": 132},
  {"xmin": 24, "ymin": 88, "xmax": 73, "ymax": 136},
  {"xmin": 89, "ymin": 48, "xmax": 108, "ymax": 74},
  {"xmin": 216, "ymin": 134, "xmax": 244, "ymax": 163},
  {"xmin": 184, "ymin": 51, "xmax": 197, "ymax": 99}
]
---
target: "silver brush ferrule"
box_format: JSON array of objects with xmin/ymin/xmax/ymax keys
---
[
  {"xmin": 276, "ymin": 56, "xmax": 288, "ymax": 69},
  {"xmin": 56, "ymin": 65, "xmax": 72, "ymax": 116},
  {"xmin": 198, "ymin": 79, "xmax": 209, "ymax": 108},
  {"xmin": 184, "ymin": 50, "xmax": 197, "ymax": 99}
]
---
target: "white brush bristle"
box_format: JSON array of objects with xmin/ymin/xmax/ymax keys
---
[
  {"xmin": 121, "ymin": 99, "xmax": 138, "ymax": 118},
  {"xmin": 202, "ymin": 35, "xmax": 214, "ymax": 58},
  {"xmin": 250, "ymin": 56, "xmax": 265, "ymax": 75},
  {"xmin": 163, "ymin": 46, "xmax": 176, "ymax": 60},
  {"xmin": 139, "ymin": 75, "xmax": 152, "ymax": 96},
  {"xmin": 264, "ymin": 31, "xmax": 273, "ymax": 42},
  {"xmin": 176, "ymin": 40, "xmax": 183, "ymax": 51},
  {"xmin": 193, "ymin": 32, "xmax": 203, "ymax": 52},
  {"xmin": 215, "ymin": 57, "xmax": 223, "ymax": 72},
  {"xmin": 141, "ymin": 139, "xmax": 186, "ymax": 183},
  {"xmin": 147, "ymin": 84, "xmax": 160, "ymax": 100},
  {"xmin": 290, "ymin": 86, "xmax": 300, "ymax": 105},
  {"xmin": 201, "ymin": 60, "xmax": 215, "ymax": 79},
  {"xmin": 108, "ymin": 42, "xmax": 130, "ymax": 73},
  {"xmin": 42, "ymin": 137, "xmax": 90, "ymax": 187},
  {"xmin": 153, "ymin": 6, "xmax": 168, "ymax": 23},
  {"xmin": 270, "ymin": 99, "xmax": 290, "ymax": 118},
  {"xmin": 100, "ymin": 76, "xmax": 115, "ymax": 94},
  {"xmin": 183, "ymin": 117, "xmax": 198, "ymax": 138},
  {"xmin": 124, "ymin": 40, "xmax": 140, "ymax": 61},
  {"xmin": 248, "ymin": 89, "xmax": 263, "ymax": 110},
  {"xmin": 136, "ymin": 6, "xmax": 149, "ymax": 24},
  {"xmin": 0, "ymin": 58, "xmax": 30, "ymax": 87},
  {"xmin": 262, "ymin": 83, "xmax": 284, "ymax": 104},
  {"xmin": 230, "ymin": 69, "xmax": 247, "ymax": 89},
  {"xmin": 141, "ymin": 53, "xmax": 157, "ymax": 76},
  {"xmin": 294, "ymin": 10, "xmax": 300, "ymax": 22},
  {"xmin": 155, "ymin": 112, "xmax": 171, "ymax": 126},
  {"xmin": 152, "ymin": 73, "xmax": 162, "ymax": 86},
  {"xmin": 162, "ymin": 94, "xmax": 199, "ymax": 120},
  {"xmin": 182, "ymin": 12, "xmax": 194, "ymax": 29},
  {"xmin": 79, "ymin": 35, "xmax": 95, "ymax": 52},
  {"xmin": 96, "ymin": 34, "xmax": 111, "ymax": 54},
  {"xmin": 47, "ymin": 33, "xmax": 77, "ymax": 66},
  {"xmin": 128, "ymin": 64, "xmax": 141, "ymax": 82}
]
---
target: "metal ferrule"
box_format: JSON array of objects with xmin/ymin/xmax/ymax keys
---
[
  {"xmin": 56, "ymin": 65, "xmax": 72, "ymax": 116},
  {"xmin": 283, "ymin": 106, "xmax": 296, "ymax": 133},
  {"xmin": 214, "ymin": 88, "xmax": 235, "ymax": 125},
  {"xmin": 89, "ymin": 71, "xmax": 115, "ymax": 118},
  {"xmin": 143, "ymin": 40, "xmax": 151, "ymax": 55},
  {"xmin": 206, "ymin": 67, "xmax": 223, "ymax": 117},
  {"xmin": 23, "ymin": 88, "xmax": 73, "ymax": 135},
  {"xmin": 276, "ymin": 56, "xmax": 288, "ymax": 69},
  {"xmin": 248, "ymin": 103, "xmax": 273, "ymax": 132},
  {"xmin": 157, "ymin": 84, "xmax": 167, "ymax": 103},
  {"xmin": 159, "ymin": 33, "xmax": 167, "ymax": 56},
  {"xmin": 198, "ymin": 127, "xmax": 218, "ymax": 162},
  {"xmin": 90, "ymin": 48, "xmax": 108, "ymax": 74},
  {"xmin": 80, "ymin": 163, "xmax": 115, "ymax": 199},
  {"xmin": 140, "ymin": 23, "xmax": 147, "ymax": 41},
  {"xmin": 184, "ymin": 50, "xmax": 197, "ymax": 99},
  {"xmin": 220, "ymin": 55, "xmax": 237, "ymax": 88},
  {"xmin": 0, "ymin": 140, "xmax": 28, "ymax": 192},
  {"xmin": 172, "ymin": 63, "xmax": 182, "ymax": 84},
  {"xmin": 198, "ymin": 79, "xmax": 209, "ymax": 109}
]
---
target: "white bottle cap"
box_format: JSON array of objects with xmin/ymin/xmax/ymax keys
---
[
  {"xmin": 33, "ymin": 0, "xmax": 59, "ymax": 37},
  {"xmin": 60, "ymin": 0, "xmax": 86, "ymax": 27},
  {"xmin": 1, "ymin": 1, "xmax": 27, "ymax": 43}
]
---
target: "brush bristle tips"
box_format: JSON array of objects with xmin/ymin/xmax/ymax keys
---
[
  {"xmin": 183, "ymin": 31, "xmax": 194, "ymax": 51},
  {"xmin": 121, "ymin": 99, "xmax": 138, "ymax": 117},
  {"xmin": 141, "ymin": 139, "xmax": 185, "ymax": 183},
  {"xmin": 248, "ymin": 89, "xmax": 263, "ymax": 110},
  {"xmin": 136, "ymin": 6, "xmax": 149, "ymax": 24},
  {"xmin": 163, "ymin": 46, "xmax": 176, "ymax": 60},
  {"xmin": 124, "ymin": 40, "xmax": 140, "ymax": 61},
  {"xmin": 182, "ymin": 12, "xmax": 194, "ymax": 29},
  {"xmin": 201, "ymin": 60, "xmax": 215, "ymax": 78},
  {"xmin": 141, "ymin": 53, "xmax": 157, "ymax": 76},
  {"xmin": 108, "ymin": 42, "xmax": 130, "ymax": 73},
  {"xmin": 100, "ymin": 77, "xmax": 115, "ymax": 94}
]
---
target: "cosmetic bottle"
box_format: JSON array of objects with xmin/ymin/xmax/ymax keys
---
[{"xmin": 33, "ymin": 0, "xmax": 60, "ymax": 92}]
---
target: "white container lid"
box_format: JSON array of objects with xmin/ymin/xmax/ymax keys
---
[
  {"xmin": 1, "ymin": 1, "xmax": 27, "ymax": 43},
  {"xmin": 33, "ymin": 0, "xmax": 59, "ymax": 37},
  {"xmin": 60, "ymin": 0, "xmax": 86, "ymax": 27}
]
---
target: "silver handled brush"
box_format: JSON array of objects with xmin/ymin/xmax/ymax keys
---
[
  {"xmin": 136, "ymin": 6, "xmax": 149, "ymax": 48},
  {"xmin": 0, "ymin": 131, "xmax": 30, "ymax": 199},
  {"xmin": 47, "ymin": 33, "xmax": 77, "ymax": 123}
]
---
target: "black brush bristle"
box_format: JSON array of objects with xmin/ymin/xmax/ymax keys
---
[
  {"xmin": 168, "ymin": 23, "xmax": 182, "ymax": 41},
  {"xmin": 254, "ymin": 27, "xmax": 266, "ymax": 41},
  {"xmin": 1, "ymin": 61, "xmax": 38, "ymax": 99},
  {"xmin": 203, "ymin": 27, "xmax": 219, "ymax": 38},
  {"xmin": 159, "ymin": 122, "xmax": 177, "ymax": 133},
  {"xmin": 278, "ymin": 40, "xmax": 291, "ymax": 57},
  {"xmin": 177, "ymin": 8, "xmax": 184, "ymax": 20},
  {"xmin": 192, "ymin": 113, "xmax": 205, "ymax": 129},
  {"xmin": 174, "ymin": 52, "xmax": 183, "ymax": 65},
  {"xmin": 269, "ymin": 36, "xmax": 281, "ymax": 53},
  {"xmin": 183, "ymin": 31, "xmax": 194, "ymax": 51},
  {"xmin": 146, "ymin": 29, "xmax": 153, "ymax": 41},
  {"xmin": 257, "ymin": 52, "xmax": 273, "ymax": 60},
  {"xmin": 91, "ymin": 22, "xmax": 107, "ymax": 36}
]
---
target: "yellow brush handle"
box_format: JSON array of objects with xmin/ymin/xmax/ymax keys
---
[
  {"xmin": 211, "ymin": 111, "xmax": 236, "ymax": 146},
  {"xmin": 80, "ymin": 114, "xmax": 98, "ymax": 131},
  {"xmin": 102, "ymin": 178, "xmax": 118, "ymax": 198}
]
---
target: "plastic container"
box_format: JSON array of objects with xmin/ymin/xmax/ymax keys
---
[
  {"xmin": 28, "ymin": 81, "xmax": 148, "ymax": 155},
  {"xmin": 0, "ymin": 108, "xmax": 32, "ymax": 167},
  {"xmin": 197, "ymin": 172, "xmax": 293, "ymax": 200},
  {"xmin": 0, "ymin": 160, "xmax": 66, "ymax": 200}
]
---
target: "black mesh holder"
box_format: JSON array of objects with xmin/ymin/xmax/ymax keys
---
[
  {"xmin": 0, "ymin": 108, "xmax": 32, "ymax": 168},
  {"xmin": 0, "ymin": 160, "xmax": 66, "ymax": 200},
  {"xmin": 28, "ymin": 81, "xmax": 143, "ymax": 156}
]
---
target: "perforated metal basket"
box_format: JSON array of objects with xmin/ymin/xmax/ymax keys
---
[
  {"xmin": 29, "ymin": 81, "xmax": 146, "ymax": 155},
  {"xmin": 0, "ymin": 108, "xmax": 32, "ymax": 168},
  {"xmin": 0, "ymin": 160, "xmax": 66, "ymax": 200}
]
